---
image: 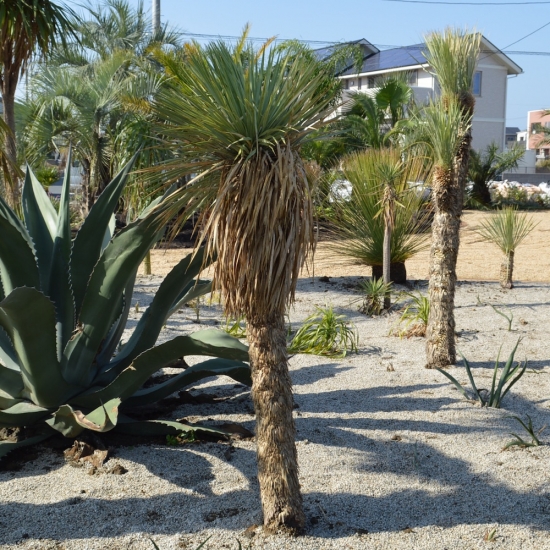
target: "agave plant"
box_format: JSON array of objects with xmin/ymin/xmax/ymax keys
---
[{"xmin": 0, "ymin": 157, "xmax": 250, "ymax": 458}]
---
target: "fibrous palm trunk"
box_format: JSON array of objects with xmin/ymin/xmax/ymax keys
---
[
  {"xmin": 383, "ymin": 224, "xmax": 391, "ymax": 309},
  {"xmin": 500, "ymin": 250, "xmax": 514, "ymax": 289},
  {"xmin": 207, "ymin": 145, "xmax": 310, "ymax": 533},
  {"xmin": 426, "ymin": 166, "xmax": 461, "ymax": 368},
  {"xmin": 248, "ymin": 314, "xmax": 304, "ymax": 532},
  {"xmin": 426, "ymin": 99, "xmax": 474, "ymax": 369},
  {"xmin": 143, "ymin": 250, "xmax": 152, "ymax": 275},
  {"xmin": 1, "ymin": 85, "xmax": 19, "ymax": 208}
]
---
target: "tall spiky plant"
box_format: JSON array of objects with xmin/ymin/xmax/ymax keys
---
[
  {"xmin": 0, "ymin": 0, "xmax": 76, "ymax": 207},
  {"xmin": 477, "ymin": 207, "xmax": 537, "ymax": 288},
  {"xmin": 423, "ymin": 29, "xmax": 480, "ymax": 368},
  {"xmin": 152, "ymin": 33, "xmax": 338, "ymax": 533},
  {"xmin": 331, "ymin": 148, "xmax": 430, "ymax": 283},
  {"xmin": 413, "ymin": 99, "xmax": 471, "ymax": 368}
]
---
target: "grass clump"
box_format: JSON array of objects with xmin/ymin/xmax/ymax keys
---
[
  {"xmin": 288, "ymin": 305, "xmax": 358, "ymax": 358},
  {"xmin": 223, "ymin": 315, "xmax": 247, "ymax": 338},
  {"xmin": 394, "ymin": 291, "xmax": 430, "ymax": 337},
  {"xmin": 437, "ymin": 339, "xmax": 526, "ymax": 408},
  {"xmin": 503, "ymin": 415, "xmax": 545, "ymax": 450},
  {"xmin": 359, "ymin": 278, "xmax": 392, "ymax": 315}
]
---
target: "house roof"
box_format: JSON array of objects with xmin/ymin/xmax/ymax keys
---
[
  {"xmin": 339, "ymin": 44, "xmax": 427, "ymax": 76},
  {"xmin": 313, "ymin": 38, "xmax": 379, "ymax": 63},
  {"xmin": 333, "ymin": 35, "xmax": 522, "ymax": 78}
]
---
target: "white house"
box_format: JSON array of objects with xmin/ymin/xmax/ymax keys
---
[{"xmin": 318, "ymin": 36, "xmax": 522, "ymax": 152}]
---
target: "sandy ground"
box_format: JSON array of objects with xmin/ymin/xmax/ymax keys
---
[
  {"xmin": 139, "ymin": 210, "xmax": 550, "ymax": 283},
  {"xmin": 1, "ymin": 211, "xmax": 550, "ymax": 550}
]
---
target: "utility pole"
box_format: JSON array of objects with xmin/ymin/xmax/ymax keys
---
[{"xmin": 152, "ymin": 0, "xmax": 160, "ymax": 36}]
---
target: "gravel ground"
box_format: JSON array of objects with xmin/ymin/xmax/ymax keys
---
[{"xmin": 1, "ymin": 276, "xmax": 550, "ymax": 550}]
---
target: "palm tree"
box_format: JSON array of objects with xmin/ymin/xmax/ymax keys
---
[
  {"xmin": 422, "ymin": 29, "xmax": 480, "ymax": 368},
  {"xmin": 152, "ymin": 35, "xmax": 337, "ymax": 532},
  {"xmin": 413, "ymin": 99, "xmax": 471, "ymax": 368},
  {"xmin": 20, "ymin": 0, "xmax": 180, "ymax": 210},
  {"xmin": 339, "ymin": 75, "xmax": 414, "ymax": 152},
  {"xmin": 331, "ymin": 148, "xmax": 430, "ymax": 283},
  {"xmin": 0, "ymin": 0, "xmax": 75, "ymax": 207},
  {"xmin": 476, "ymin": 207, "xmax": 537, "ymax": 288},
  {"xmin": 22, "ymin": 52, "xmax": 132, "ymax": 209},
  {"xmin": 468, "ymin": 143, "xmax": 524, "ymax": 205}
]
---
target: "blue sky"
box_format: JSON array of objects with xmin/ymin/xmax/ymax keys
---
[{"xmin": 72, "ymin": 0, "xmax": 550, "ymax": 129}]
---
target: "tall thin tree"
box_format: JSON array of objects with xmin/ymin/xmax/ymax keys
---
[
  {"xmin": 152, "ymin": 35, "xmax": 338, "ymax": 532},
  {"xmin": 423, "ymin": 29, "xmax": 481, "ymax": 368},
  {"xmin": 0, "ymin": 0, "xmax": 75, "ymax": 207}
]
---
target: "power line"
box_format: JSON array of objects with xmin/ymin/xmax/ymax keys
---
[
  {"xmin": 176, "ymin": 32, "xmax": 550, "ymax": 55},
  {"xmin": 384, "ymin": 0, "xmax": 550, "ymax": 4}
]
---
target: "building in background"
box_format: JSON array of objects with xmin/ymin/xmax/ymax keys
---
[
  {"xmin": 526, "ymin": 109, "xmax": 550, "ymax": 161},
  {"xmin": 319, "ymin": 36, "xmax": 522, "ymax": 152}
]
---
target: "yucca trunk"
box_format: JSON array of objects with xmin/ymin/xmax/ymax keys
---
[
  {"xmin": 1, "ymin": 86, "xmax": 19, "ymax": 208},
  {"xmin": 383, "ymin": 224, "xmax": 391, "ymax": 309},
  {"xmin": 143, "ymin": 250, "xmax": 152, "ymax": 275},
  {"xmin": 207, "ymin": 145, "xmax": 311, "ymax": 532},
  {"xmin": 248, "ymin": 314, "xmax": 304, "ymax": 532},
  {"xmin": 500, "ymin": 251, "xmax": 514, "ymax": 289},
  {"xmin": 426, "ymin": 166, "xmax": 461, "ymax": 368}
]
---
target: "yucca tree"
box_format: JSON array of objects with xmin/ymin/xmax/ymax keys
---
[
  {"xmin": 477, "ymin": 207, "xmax": 537, "ymax": 288},
  {"xmin": 413, "ymin": 99, "xmax": 471, "ymax": 368},
  {"xmin": 0, "ymin": 0, "xmax": 76, "ymax": 207},
  {"xmin": 153, "ymin": 35, "xmax": 337, "ymax": 532},
  {"xmin": 331, "ymin": 149, "xmax": 430, "ymax": 283},
  {"xmin": 469, "ymin": 143, "xmax": 524, "ymax": 205},
  {"xmin": 422, "ymin": 29, "xmax": 480, "ymax": 368},
  {"xmin": 339, "ymin": 76, "xmax": 414, "ymax": 151}
]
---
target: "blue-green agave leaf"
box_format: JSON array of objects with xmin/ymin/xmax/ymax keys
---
[
  {"xmin": 46, "ymin": 398, "xmax": 121, "ymax": 438},
  {"xmin": 123, "ymin": 357, "xmax": 251, "ymax": 408},
  {"xmin": 71, "ymin": 155, "xmax": 137, "ymax": 318},
  {"xmin": 0, "ymin": 288, "xmax": 74, "ymax": 408},
  {"xmin": 63, "ymin": 199, "xmax": 186, "ymax": 387},
  {"xmin": 0, "ymin": 433, "xmax": 53, "ymax": 460},
  {"xmin": 168, "ymin": 280, "xmax": 212, "ymax": 319},
  {"xmin": 22, "ymin": 167, "xmax": 58, "ymax": 289},
  {"xmin": 47, "ymin": 155, "xmax": 75, "ymax": 356},
  {"xmin": 0, "ymin": 401, "xmax": 51, "ymax": 426},
  {"xmin": 94, "ymin": 268, "xmax": 137, "ymax": 368},
  {"xmin": 0, "ymin": 363, "xmax": 23, "ymax": 407},
  {"xmin": 0, "ymin": 326, "xmax": 18, "ymax": 371},
  {"xmin": 0, "ymin": 196, "xmax": 40, "ymax": 295},
  {"xmin": 114, "ymin": 417, "xmax": 234, "ymax": 437},
  {"xmin": 101, "ymin": 248, "xmax": 211, "ymax": 380},
  {"xmin": 72, "ymin": 330, "xmax": 249, "ymax": 409}
]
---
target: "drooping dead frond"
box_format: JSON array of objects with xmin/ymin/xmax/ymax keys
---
[{"xmin": 202, "ymin": 143, "xmax": 314, "ymax": 320}]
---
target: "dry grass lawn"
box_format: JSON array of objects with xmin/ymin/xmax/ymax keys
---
[{"xmin": 141, "ymin": 210, "xmax": 550, "ymax": 283}]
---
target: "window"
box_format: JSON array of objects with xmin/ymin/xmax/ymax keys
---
[
  {"xmin": 367, "ymin": 76, "xmax": 376, "ymax": 89},
  {"xmin": 344, "ymin": 79, "xmax": 349, "ymax": 90},
  {"xmin": 406, "ymin": 70, "xmax": 418, "ymax": 86},
  {"xmin": 472, "ymin": 71, "xmax": 482, "ymax": 96},
  {"xmin": 532, "ymin": 122, "xmax": 542, "ymax": 134}
]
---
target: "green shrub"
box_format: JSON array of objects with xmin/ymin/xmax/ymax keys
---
[
  {"xmin": 329, "ymin": 149, "xmax": 430, "ymax": 268},
  {"xmin": 394, "ymin": 291, "xmax": 430, "ymax": 337},
  {"xmin": 359, "ymin": 278, "xmax": 392, "ymax": 315},
  {"xmin": 34, "ymin": 165, "xmax": 60, "ymax": 189},
  {"xmin": 0, "ymin": 157, "xmax": 250, "ymax": 459},
  {"xmin": 288, "ymin": 305, "xmax": 358, "ymax": 358}
]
